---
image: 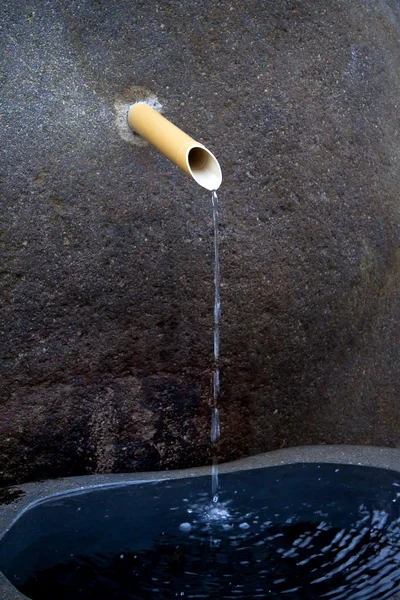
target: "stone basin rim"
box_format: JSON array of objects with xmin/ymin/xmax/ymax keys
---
[{"xmin": 2, "ymin": 444, "xmax": 400, "ymax": 600}]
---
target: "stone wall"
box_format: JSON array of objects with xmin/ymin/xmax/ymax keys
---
[{"xmin": 1, "ymin": 0, "xmax": 400, "ymax": 484}]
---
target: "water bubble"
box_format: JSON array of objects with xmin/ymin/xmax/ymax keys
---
[
  {"xmin": 210, "ymin": 538, "xmax": 221, "ymax": 547},
  {"xmin": 180, "ymin": 522, "xmax": 192, "ymax": 532},
  {"xmin": 239, "ymin": 522, "xmax": 250, "ymax": 530}
]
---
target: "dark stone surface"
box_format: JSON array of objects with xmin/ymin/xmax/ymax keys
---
[{"xmin": 1, "ymin": 0, "xmax": 400, "ymax": 485}]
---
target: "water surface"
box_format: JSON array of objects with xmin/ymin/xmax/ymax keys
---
[{"xmin": 1, "ymin": 463, "xmax": 400, "ymax": 600}]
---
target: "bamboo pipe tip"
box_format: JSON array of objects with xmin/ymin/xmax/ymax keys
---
[{"xmin": 186, "ymin": 145, "xmax": 222, "ymax": 191}]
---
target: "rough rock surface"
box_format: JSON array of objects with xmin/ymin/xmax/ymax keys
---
[{"xmin": 1, "ymin": 0, "xmax": 400, "ymax": 485}]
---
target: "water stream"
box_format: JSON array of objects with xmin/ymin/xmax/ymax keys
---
[{"xmin": 211, "ymin": 190, "xmax": 221, "ymax": 504}]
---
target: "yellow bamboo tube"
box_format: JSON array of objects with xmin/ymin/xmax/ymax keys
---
[{"xmin": 127, "ymin": 102, "xmax": 222, "ymax": 191}]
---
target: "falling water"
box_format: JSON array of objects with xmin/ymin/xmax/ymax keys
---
[{"xmin": 211, "ymin": 190, "xmax": 221, "ymax": 504}]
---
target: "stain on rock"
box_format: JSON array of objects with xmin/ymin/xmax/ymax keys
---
[{"xmin": 0, "ymin": 488, "xmax": 26, "ymax": 505}]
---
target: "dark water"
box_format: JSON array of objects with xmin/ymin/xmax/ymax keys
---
[{"xmin": 1, "ymin": 464, "xmax": 400, "ymax": 599}]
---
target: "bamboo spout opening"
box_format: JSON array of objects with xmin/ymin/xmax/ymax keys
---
[{"xmin": 187, "ymin": 146, "xmax": 222, "ymax": 191}]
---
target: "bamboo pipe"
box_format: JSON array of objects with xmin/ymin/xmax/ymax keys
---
[{"xmin": 127, "ymin": 102, "xmax": 222, "ymax": 191}]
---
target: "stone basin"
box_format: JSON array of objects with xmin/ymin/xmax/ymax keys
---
[{"xmin": 1, "ymin": 446, "xmax": 400, "ymax": 600}]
